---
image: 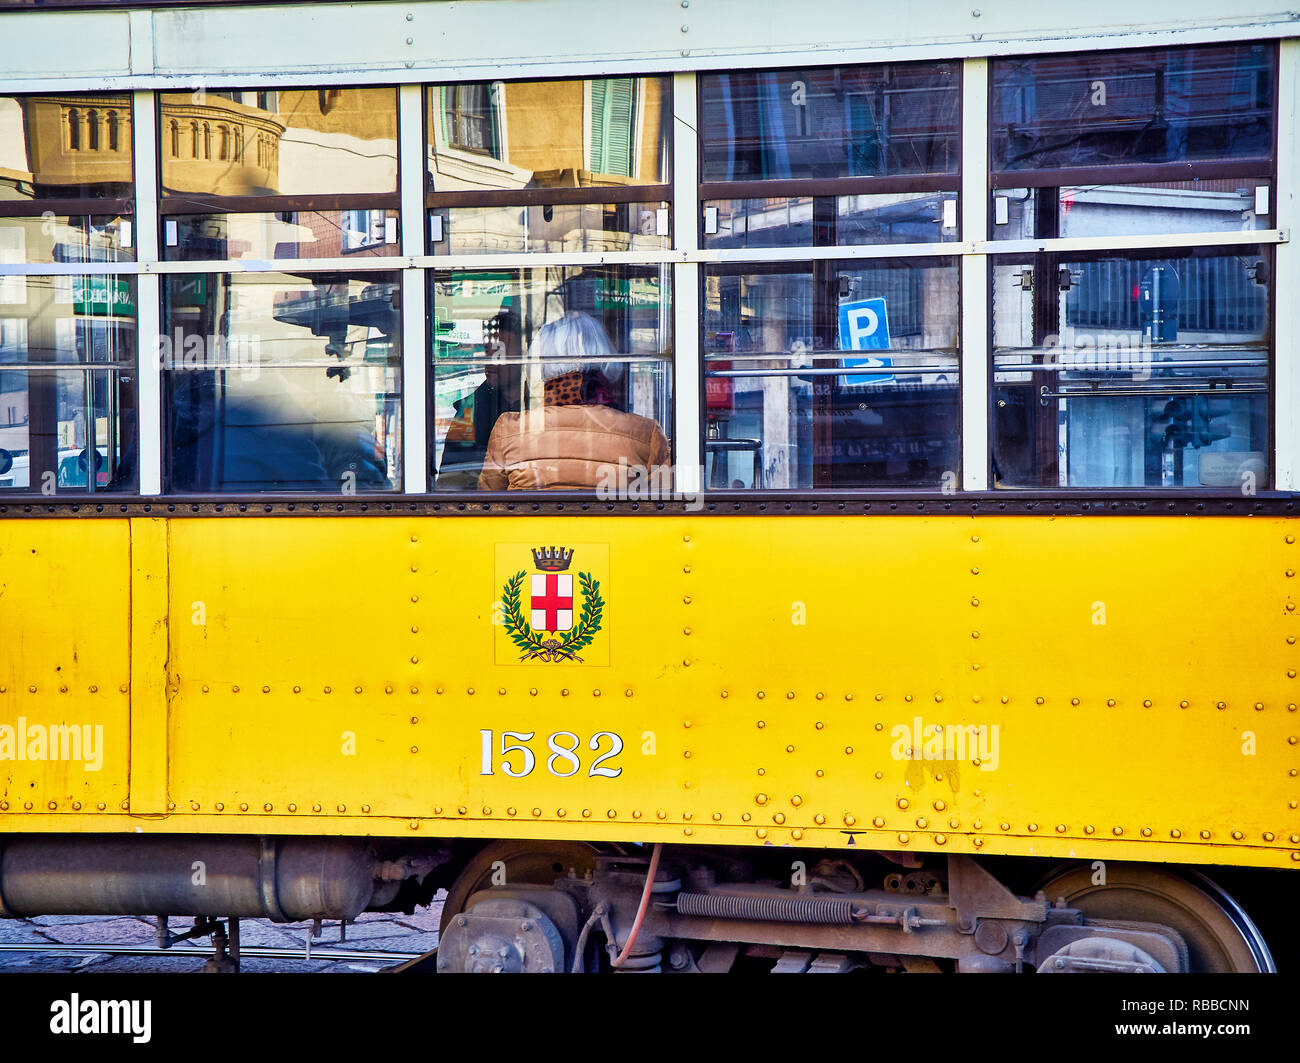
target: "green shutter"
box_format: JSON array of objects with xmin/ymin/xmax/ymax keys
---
[{"xmin": 590, "ymin": 78, "xmax": 636, "ymax": 177}]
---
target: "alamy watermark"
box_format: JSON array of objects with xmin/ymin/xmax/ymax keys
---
[
  {"xmin": 594, "ymin": 459, "xmax": 702, "ymax": 511},
  {"xmin": 0, "ymin": 717, "xmax": 104, "ymax": 771},
  {"xmin": 890, "ymin": 716, "xmax": 1000, "ymax": 771}
]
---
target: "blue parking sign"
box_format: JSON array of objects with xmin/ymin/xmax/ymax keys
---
[{"xmin": 838, "ymin": 297, "xmax": 892, "ymax": 386}]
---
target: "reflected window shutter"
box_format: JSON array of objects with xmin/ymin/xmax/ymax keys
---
[{"xmin": 591, "ymin": 78, "xmax": 636, "ymax": 176}]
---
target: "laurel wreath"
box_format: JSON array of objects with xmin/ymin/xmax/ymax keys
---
[{"xmin": 501, "ymin": 570, "xmax": 604, "ymax": 662}]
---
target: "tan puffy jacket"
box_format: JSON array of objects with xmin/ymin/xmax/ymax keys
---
[{"xmin": 478, "ymin": 404, "xmax": 671, "ymax": 491}]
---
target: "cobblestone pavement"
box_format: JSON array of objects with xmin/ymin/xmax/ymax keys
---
[{"xmin": 0, "ymin": 895, "xmax": 444, "ymax": 974}]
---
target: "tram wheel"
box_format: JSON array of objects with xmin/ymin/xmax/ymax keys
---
[
  {"xmin": 438, "ymin": 840, "xmax": 601, "ymax": 935},
  {"xmin": 1036, "ymin": 862, "xmax": 1274, "ymax": 972}
]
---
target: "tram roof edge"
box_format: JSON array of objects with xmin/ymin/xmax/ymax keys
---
[{"xmin": 0, "ymin": 0, "xmax": 1297, "ymax": 92}]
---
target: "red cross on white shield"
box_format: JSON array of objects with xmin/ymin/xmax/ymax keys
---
[{"xmin": 530, "ymin": 573, "xmax": 574, "ymax": 632}]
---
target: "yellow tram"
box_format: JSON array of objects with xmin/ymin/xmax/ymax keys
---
[{"xmin": 0, "ymin": 0, "xmax": 1295, "ymax": 973}]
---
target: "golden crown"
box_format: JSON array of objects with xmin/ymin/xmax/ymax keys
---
[{"xmin": 532, "ymin": 546, "xmax": 574, "ymax": 572}]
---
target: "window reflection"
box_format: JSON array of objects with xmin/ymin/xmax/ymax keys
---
[
  {"xmin": 700, "ymin": 64, "xmax": 959, "ymax": 183},
  {"xmin": 0, "ymin": 94, "xmax": 133, "ymax": 201},
  {"xmin": 427, "ymin": 77, "xmax": 670, "ymax": 192},
  {"xmin": 429, "ymin": 266, "xmax": 672, "ymax": 490},
  {"xmin": 703, "ymin": 260, "xmax": 959, "ymax": 490},
  {"xmin": 991, "ymin": 249, "xmax": 1269, "ymax": 488},
  {"xmin": 162, "ymin": 272, "xmax": 401, "ymax": 492},
  {"xmin": 161, "ymin": 210, "xmax": 399, "ymax": 261},
  {"xmin": 431, "ymin": 202, "xmax": 669, "ymax": 254},
  {"xmin": 159, "ymin": 88, "xmax": 398, "ymax": 199},
  {"xmin": 0, "ymin": 275, "xmax": 137, "ymax": 492},
  {"xmin": 992, "ymin": 180, "xmax": 1270, "ymax": 240},
  {"xmin": 990, "ymin": 43, "xmax": 1274, "ymax": 173}
]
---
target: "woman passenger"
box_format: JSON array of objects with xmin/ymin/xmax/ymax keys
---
[{"xmin": 477, "ymin": 311, "xmax": 670, "ymax": 491}]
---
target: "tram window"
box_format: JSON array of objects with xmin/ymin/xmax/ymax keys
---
[
  {"xmin": 699, "ymin": 63, "xmax": 960, "ymax": 183},
  {"xmin": 991, "ymin": 180, "xmax": 1272, "ymax": 242},
  {"xmin": 0, "ymin": 276, "xmax": 138, "ymax": 493},
  {"xmin": 159, "ymin": 88, "xmax": 398, "ymax": 201},
  {"xmin": 0, "ymin": 93, "xmax": 134, "ymax": 201},
  {"xmin": 426, "ymin": 77, "xmax": 670, "ymax": 194},
  {"xmin": 702, "ymin": 193, "xmax": 960, "ymax": 249},
  {"xmin": 990, "ymin": 43, "xmax": 1274, "ymax": 174},
  {"xmin": 430, "ymin": 201, "xmax": 671, "ymax": 255},
  {"xmin": 990, "ymin": 248, "xmax": 1269, "ymax": 489},
  {"xmin": 161, "ymin": 271, "xmax": 401, "ymax": 493},
  {"xmin": 702, "ymin": 259, "xmax": 959, "ymax": 490},
  {"xmin": 160, "ymin": 210, "xmax": 401, "ymax": 262},
  {"xmin": 0, "ymin": 214, "xmax": 133, "ymax": 265},
  {"xmin": 429, "ymin": 266, "xmax": 672, "ymax": 491}
]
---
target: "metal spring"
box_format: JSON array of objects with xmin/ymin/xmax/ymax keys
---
[{"xmin": 676, "ymin": 891, "xmax": 854, "ymax": 925}]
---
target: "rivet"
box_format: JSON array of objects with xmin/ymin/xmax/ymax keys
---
[
  {"xmin": 773, "ymin": 812, "xmax": 786, "ymax": 824},
  {"xmin": 817, "ymin": 722, "xmax": 825, "ymax": 730},
  {"xmin": 557, "ymin": 808, "xmax": 567, "ymax": 818},
  {"xmin": 1084, "ymin": 824, "xmax": 1094, "ymax": 834},
  {"xmin": 1289, "ymin": 536, "xmax": 1296, "ymax": 544},
  {"xmin": 684, "ymin": 827, "xmax": 694, "ymax": 836},
  {"xmin": 633, "ymin": 811, "xmax": 642, "ymax": 819},
  {"xmin": 1001, "ymin": 696, "xmax": 1009, "ymax": 704},
  {"xmin": 232, "ymin": 685, "xmax": 240, "ymax": 693},
  {"xmin": 792, "ymin": 829, "xmax": 804, "ymax": 840},
  {"xmin": 324, "ymin": 686, "xmax": 332, "ymax": 694},
  {"xmin": 534, "ymin": 808, "xmax": 544, "ymax": 817},
  {"xmin": 970, "ymin": 597, "xmax": 979, "ymax": 607},
  {"xmin": 457, "ymin": 805, "xmax": 467, "ymax": 815},
  {"xmin": 757, "ymin": 691, "xmax": 766, "ymax": 700},
  {"xmin": 1290, "ymin": 736, "xmax": 1298, "ymax": 745},
  {"xmin": 1291, "ymin": 704, "xmax": 1298, "ymax": 712},
  {"xmin": 973, "ymin": 819, "xmax": 983, "ymax": 829},
  {"xmin": 742, "ymin": 812, "xmax": 752, "ymax": 822},
  {"xmin": 844, "ymin": 746, "xmax": 854, "ymax": 755},
  {"xmin": 433, "ymin": 806, "xmax": 442, "ymax": 814},
  {"xmin": 1141, "ymin": 827, "xmax": 1152, "ymax": 837},
  {"xmin": 582, "ymin": 809, "xmax": 591, "ymax": 818},
  {"xmin": 721, "ymin": 690, "xmax": 729, "ymax": 699},
  {"xmin": 785, "ymin": 744, "xmax": 794, "ymax": 753},
  {"xmin": 1264, "ymin": 831, "xmax": 1275, "ymax": 841},
  {"xmin": 934, "ymin": 694, "xmax": 943, "ymax": 703},
  {"xmin": 904, "ymin": 694, "xmax": 913, "ymax": 702},
  {"xmin": 683, "ymin": 659, "xmax": 692, "ymax": 667},
  {"xmin": 338, "ymin": 804, "xmax": 347, "ymax": 813},
  {"xmin": 1217, "ymin": 701, "xmax": 1227, "ymax": 709},
  {"xmin": 756, "ymin": 768, "xmax": 765, "ymax": 776},
  {"xmin": 711, "ymin": 812, "xmax": 722, "ymax": 821},
  {"xmin": 48, "ymin": 801, "xmax": 58, "ymax": 811},
  {"xmin": 1170, "ymin": 828, "xmax": 1181, "ymax": 838},
  {"xmin": 755, "ymin": 793, "xmax": 768, "ymax": 805},
  {"xmin": 682, "ymin": 811, "xmax": 692, "ymax": 820},
  {"xmin": 119, "ymin": 684, "xmax": 128, "ymax": 693},
  {"xmin": 935, "ymin": 834, "xmax": 947, "ymax": 845},
  {"xmin": 916, "ymin": 816, "xmax": 928, "ymax": 828},
  {"xmin": 239, "ymin": 803, "xmax": 249, "ymax": 812},
  {"xmin": 1255, "ymin": 702, "xmax": 1265, "ymax": 711},
  {"xmin": 1232, "ymin": 830, "xmax": 1244, "ymax": 840},
  {"xmin": 1112, "ymin": 826, "xmax": 1123, "ymax": 836},
  {"xmin": 971, "ymin": 535, "xmax": 979, "ymax": 543},
  {"xmin": 973, "ymin": 837, "xmax": 984, "ymax": 847},
  {"xmin": 1180, "ymin": 700, "xmax": 1189, "ymax": 708},
  {"xmin": 950, "ymin": 818, "xmax": 960, "ymax": 829},
  {"xmin": 1027, "ymin": 822, "xmax": 1038, "ymax": 832},
  {"xmin": 287, "ymin": 803, "xmax": 296, "ymax": 813},
  {"xmin": 814, "ymin": 813, "xmax": 826, "ymax": 825},
  {"xmin": 498, "ymin": 687, "xmax": 506, "ymax": 695},
  {"xmin": 683, "ymin": 596, "xmax": 692, "ymax": 604},
  {"xmin": 898, "ymin": 797, "xmax": 910, "ymax": 810},
  {"xmin": 683, "ymin": 565, "xmax": 691, "ymax": 573},
  {"xmin": 756, "ymin": 719, "xmax": 765, "ymax": 728},
  {"xmin": 933, "ymin": 799, "xmax": 946, "ymax": 811},
  {"xmin": 1143, "ymin": 699, "xmax": 1152, "ymax": 707},
  {"xmin": 1071, "ymin": 698, "xmax": 1080, "ymax": 706},
  {"xmin": 971, "ymin": 631, "xmax": 980, "ymax": 639},
  {"xmin": 845, "ymin": 693, "xmax": 854, "ymax": 701},
  {"xmin": 683, "ymin": 751, "xmax": 692, "ymax": 759},
  {"xmin": 467, "ymin": 687, "xmax": 474, "ymax": 695},
  {"xmin": 411, "ymin": 746, "xmax": 418, "ymax": 754},
  {"xmin": 411, "ymin": 595, "xmax": 419, "ymax": 603},
  {"xmin": 26, "ymin": 685, "xmax": 35, "ymax": 694},
  {"xmin": 89, "ymin": 685, "xmax": 97, "ymax": 694},
  {"xmin": 971, "ymin": 567, "xmax": 980, "ymax": 575},
  {"xmin": 816, "ymin": 692, "xmax": 825, "ymax": 701},
  {"xmin": 756, "ymin": 828, "xmax": 767, "ymax": 839},
  {"xmin": 312, "ymin": 803, "xmax": 321, "ymax": 812},
  {"xmin": 202, "ymin": 685, "xmax": 210, "ymax": 694},
  {"xmin": 683, "ymin": 628, "xmax": 692, "ymax": 636},
  {"xmin": 786, "ymin": 691, "xmax": 795, "ymax": 700},
  {"xmin": 25, "ymin": 802, "xmax": 33, "ymax": 810},
  {"xmin": 1055, "ymin": 824, "xmax": 1066, "ymax": 833},
  {"xmin": 1200, "ymin": 830, "xmax": 1211, "ymax": 839},
  {"xmin": 897, "ymin": 832, "xmax": 909, "ymax": 843},
  {"xmin": 844, "ymin": 815, "xmax": 856, "ymax": 826},
  {"xmin": 1035, "ymin": 696, "xmax": 1044, "ymax": 705},
  {"xmin": 410, "ymin": 686, "xmax": 419, "ymax": 695}
]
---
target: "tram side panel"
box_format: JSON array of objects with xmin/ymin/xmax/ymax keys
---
[{"xmin": 0, "ymin": 518, "xmax": 131, "ymax": 821}]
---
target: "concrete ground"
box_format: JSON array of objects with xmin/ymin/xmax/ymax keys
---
[{"xmin": 0, "ymin": 894, "xmax": 444, "ymax": 973}]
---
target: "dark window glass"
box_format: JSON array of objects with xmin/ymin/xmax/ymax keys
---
[
  {"xmin": 990, "ymin": 43, "xmax": 1274, "ymax": 173},
  {"xmin": 162, "ymin": 271, "xmax": 400, "ymax": 493},
  {"xmin": 700, "ymin": 63, "xmax": 960, "ymax": 183},
  {"xmin": 991, "ymin": 248, "xmax": 1269, "ymax": 489},
  {"xmin": 430, "ymin": 201, "xmax": 670, "ymax": 254}
]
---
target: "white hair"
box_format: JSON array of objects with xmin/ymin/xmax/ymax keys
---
[{"xmin": 529, "ymin": 311, "xmax": 621, "ymax": 382}]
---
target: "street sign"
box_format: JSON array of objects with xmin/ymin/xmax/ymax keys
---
[{"xmin": 838, "ymin": 297, "xmax": 892, "ymax": 387}]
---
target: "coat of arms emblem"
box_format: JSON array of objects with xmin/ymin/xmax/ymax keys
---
[{"xmin": 500, "ymin": 546, "xmax": 604, "ymax": 663}]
